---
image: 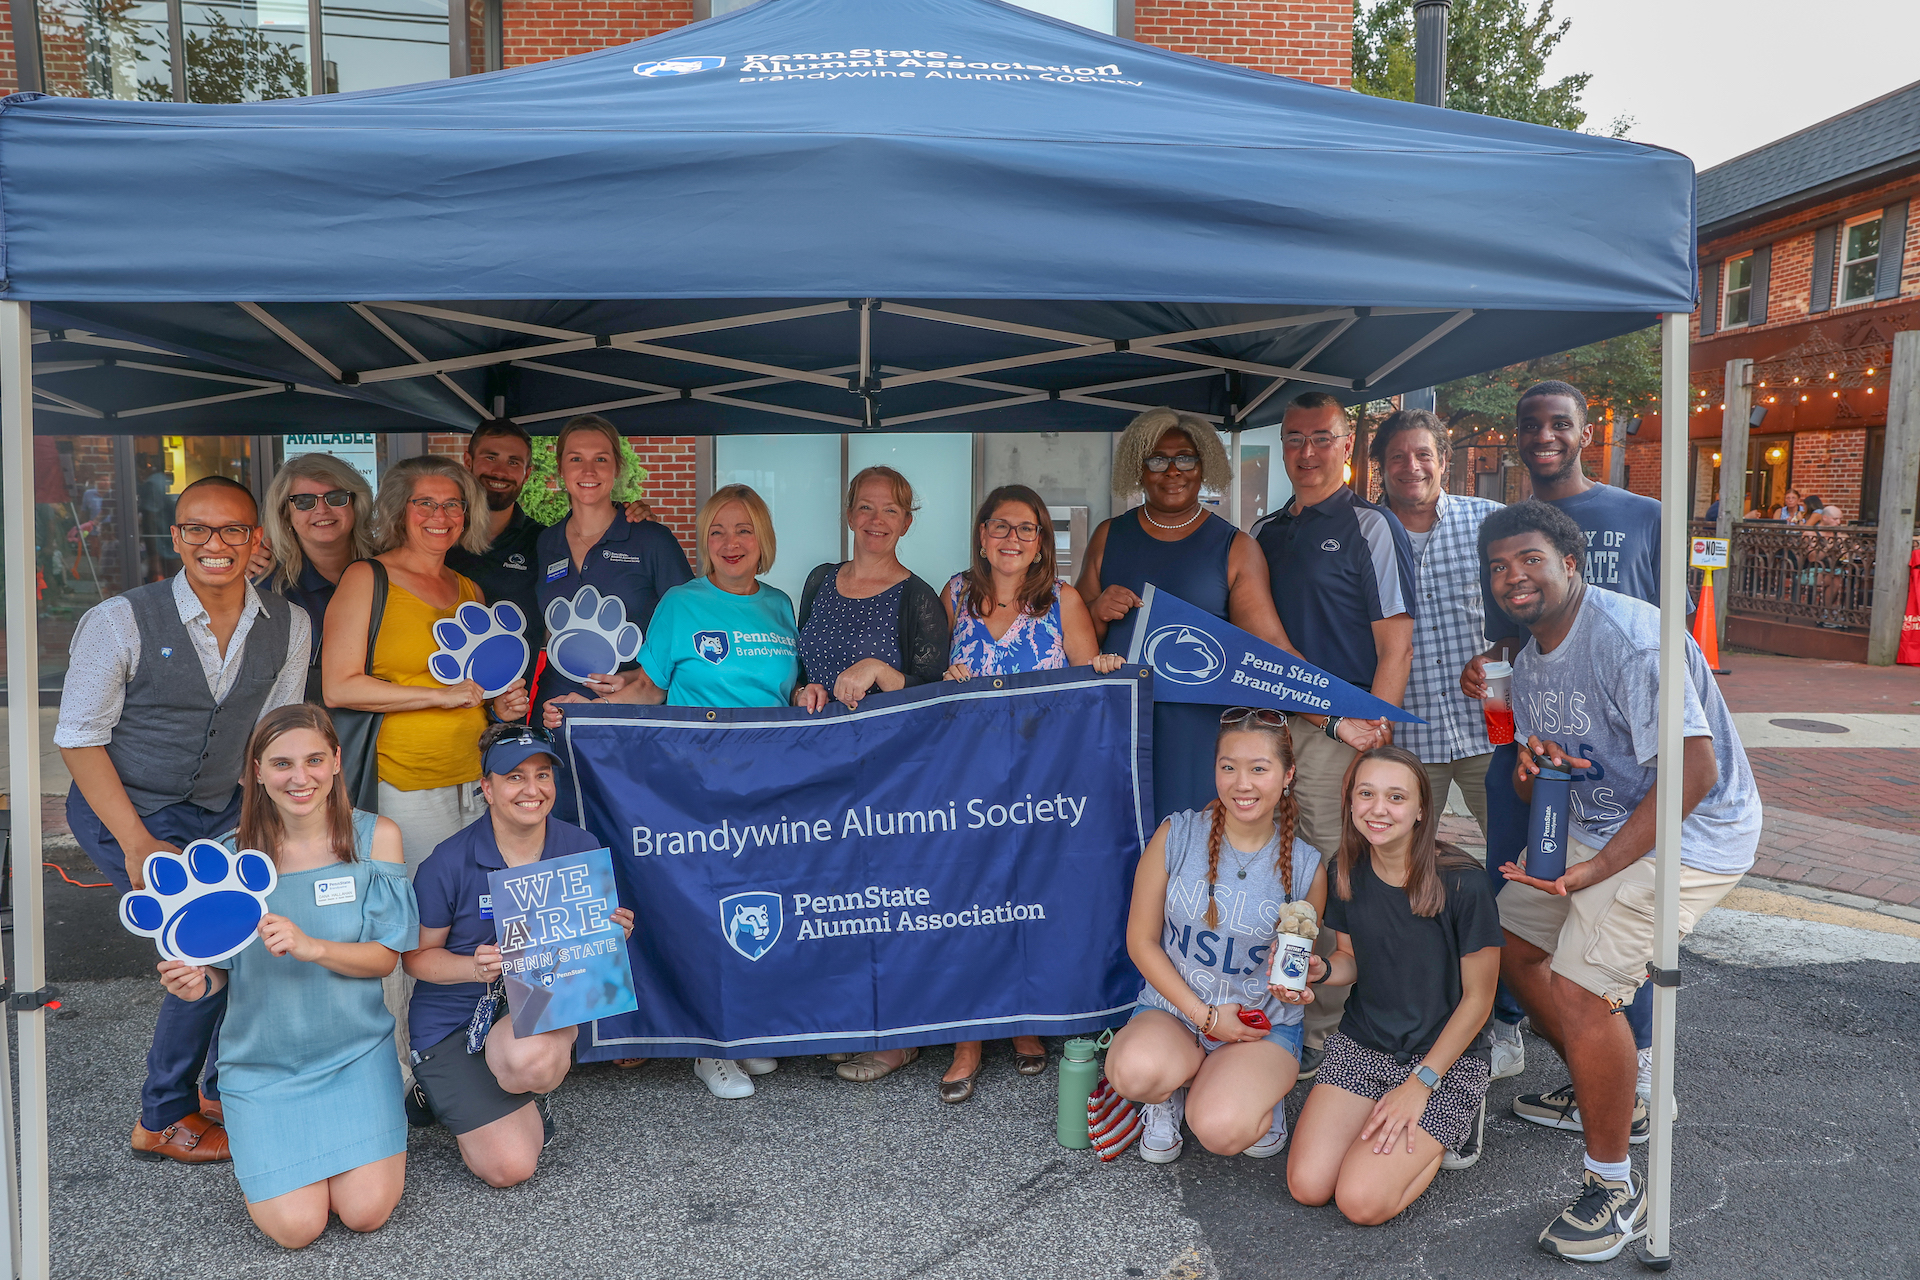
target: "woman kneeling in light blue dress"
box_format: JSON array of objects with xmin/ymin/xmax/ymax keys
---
[{"xmin": 157, "ymin": 704, "xmax": 417, "ymax": 1249}]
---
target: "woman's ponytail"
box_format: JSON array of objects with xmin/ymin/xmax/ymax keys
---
[{"xmin": 1203, "ymin": 800, "xmax": 1227, "ymax": 928}]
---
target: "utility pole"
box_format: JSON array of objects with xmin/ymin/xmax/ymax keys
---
[{"xmin": 1403, "ymin": 1, "xmax": 1451, "ymax": 424}]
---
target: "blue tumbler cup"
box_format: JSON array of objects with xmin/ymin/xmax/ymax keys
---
[{"xmin": 1527, "ymin": 766, "xmax": 1573, "ymax": 882}]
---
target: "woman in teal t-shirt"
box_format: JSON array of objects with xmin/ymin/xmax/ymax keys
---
[{"xmin": 544, "ymin": 482, "xmax": 797, "ymax": 1100}]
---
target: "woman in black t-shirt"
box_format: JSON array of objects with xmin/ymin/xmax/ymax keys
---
[{"xmin": 1283, "ymin": 746, "xmax": 1503, "ymax": 1225}]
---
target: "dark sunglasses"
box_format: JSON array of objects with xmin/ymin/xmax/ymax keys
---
[
  {"xmin": 288, "ymin": 489, "xmax": 353, "ymax": 511},
  {"xmin": 1220, "ymin": 706, "xmax": 1287, "ymax": 729}
]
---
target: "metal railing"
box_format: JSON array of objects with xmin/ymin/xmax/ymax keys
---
[{"xmin": 1687, "ymin": 518, "xmax": 1882, "ymax": 631}]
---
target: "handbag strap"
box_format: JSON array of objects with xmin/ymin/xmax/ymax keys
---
[{"xmin": 363, "ymin": 559, "xmax": 389, "ymax": 676}]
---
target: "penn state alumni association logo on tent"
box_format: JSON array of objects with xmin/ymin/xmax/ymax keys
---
[
  {"xmin": 633, "ymin": 55, "xmax": 725, "ymax": 77},
  {"xmin": 719, "ymin": 892, "xmax": 782, "ymax": 961},
  {"xmin": 1142, "ymin": 624, "xmax": 1225, "ymax": 686},
  {"xmin": 694, "ymin": 630, "xmax": 730, "ymax": 664}
]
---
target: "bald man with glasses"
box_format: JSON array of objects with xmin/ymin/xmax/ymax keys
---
[{"xmin": 57, "ymin": 475, "xmax": 309, "ymax": 1165}]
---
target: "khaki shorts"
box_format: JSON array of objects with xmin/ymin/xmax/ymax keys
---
[{"xmin": 1497, "ymin": 839, "xmax": 1742, "ymax": 1007}]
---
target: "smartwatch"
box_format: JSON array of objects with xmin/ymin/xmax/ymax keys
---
[
  {"xmin": 1323, "ymin": 715, "xmax": 1344, "ymax": 741},
  {"xmin": 1412, "ymin": 1064, "xmax": 1440, "ymax": 1090}
]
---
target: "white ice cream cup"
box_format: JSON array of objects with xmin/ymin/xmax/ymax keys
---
[{"xmin": 1270, "ymin": 933, "xmax": 1315, "ymax": 993}]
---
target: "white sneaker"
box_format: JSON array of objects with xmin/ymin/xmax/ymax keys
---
[
  {"xmin": 1440, "ymin": 1095, "xmax": 1485, "ymax": 1170},
  {"xmin": 1138, "ymin": 1088, "xmax": 1186, "ymax": 1164},
  {"xmin": 1243, "ymin": 1104, "xmax": 1288, "ymax": 1158},
  {"xmin": 1490, "ymin": 1019, "xmax": 1526, "ymax": 1081},
  {"xmin": 1636, "ymin": 1046, "xmax": 1653, "ymax": 1100},
  {"xmin": 738, "ymin": 1057, "xmax": 778, "ymax": 1076},
  {"xmin": 693, "ymin": 1057, "xmax": 755, "ymax": 1098}
]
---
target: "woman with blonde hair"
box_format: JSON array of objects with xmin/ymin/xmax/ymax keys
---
[
  {"xmin": 323, "ymin": 455, "xmax": 522, "ymax": 870},
  {"xmin": 545, "ymin": 481, "xmax": 798, "ymax": 1099},
  {"xmin": 256, "ymin": 453, "xmax": 376, "ymax": 702},
  {"xmin": 155, "ymin": 704, "xmax": 416, "ymax": 1249},
  {"xmin": 1077, "ymin": 407, "xmax": 1297, "ymax": 823}
]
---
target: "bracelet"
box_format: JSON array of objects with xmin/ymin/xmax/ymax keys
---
[
  {"xmin": 1199, "ymin": 1005, "xmax": 1218, "ymax": 1036},
  {"xmin": 1323, "ymin": 715, "xmax": 1343, "ymax": 741}
]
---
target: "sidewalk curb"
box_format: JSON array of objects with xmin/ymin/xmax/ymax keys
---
[{"xmin": 1740, "ymin": 873, "xmax": 1920, "ymax": 926}]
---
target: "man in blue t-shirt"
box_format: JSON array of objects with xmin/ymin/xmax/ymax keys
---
[
  {"xmin": 1477, "ymin": 499, "xmax": 1756, "ymax": 1263},
  {"xmin": 1458, "ymin": 380, "xmax": 1676, "ymax": 1091}
]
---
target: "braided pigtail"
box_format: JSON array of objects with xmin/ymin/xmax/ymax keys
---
[
  {"xmin": 1274, "ymin": 781, "xmax": 1298, "ymax": 900},
  {"xmin": 1203, "ymin": 800, "xmax": 1227, "ymax": 928}
]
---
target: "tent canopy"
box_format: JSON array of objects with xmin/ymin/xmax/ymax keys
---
[{"xmin": 0, "ymin": 0, "xmax": 1695, "ymax": 436}]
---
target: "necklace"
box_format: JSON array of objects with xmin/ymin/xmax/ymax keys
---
[
  {"xmin": 1226, "ymin": 841, "xmax": 1263, "ymax": 880},
  {"xmin": 1141, "ymin": 504, "xmax": 1202, "ymax": 531}
]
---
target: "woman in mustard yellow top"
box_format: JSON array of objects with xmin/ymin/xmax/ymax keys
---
[{"xmin": 323, "ymin": 457, "xmax": 523, "ymax": 874}]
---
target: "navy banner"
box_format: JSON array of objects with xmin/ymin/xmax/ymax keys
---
[
  {"xmin": 1127, "ymin": 585, "xmax": 1422, "ymax": 723},
  {"xmin": 558, "ymin": 668, "xmax": 1153, "ymax": 1060}
]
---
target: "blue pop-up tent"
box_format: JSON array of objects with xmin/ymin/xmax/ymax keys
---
[
  {"xmin": 0, "ymin": 1, "xmax": 1705, "ymax": 1273},
  {"xmin": 0, "ymin": 0, "xmax": 1692, "ymax": 434}
]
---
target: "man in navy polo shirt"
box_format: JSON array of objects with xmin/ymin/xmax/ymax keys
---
[
  {"xmin": 447, "ymin": 420, "xmax": 546, "ymax": 684},
  {"xmin": 403, "ymin": 724, "xmax": 632, "ymax": 1187},
  {"xmin": 1251, "ymin": 391, "xmax": 1415, "ymax": 1072}
]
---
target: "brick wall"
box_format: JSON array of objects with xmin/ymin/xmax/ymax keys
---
[
  {"xmin": 429, "ymin": 431, "xmax": 700, "ymax": 545},
  {"xmin": 1787, "ymin": 427, "xmax": 1870, "ymax": 520},
  {"xmin": 500, "ymin": 0, "xmax": 692, "ymax": 67},
  {"xmin": 1133, "ymin": 0, "xmax": 1350, "ymax": 84}
]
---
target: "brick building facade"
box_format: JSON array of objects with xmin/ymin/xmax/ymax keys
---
[{"xmin": 1688, "ymin": 83, "xmax": 1920, "ymax": 524}]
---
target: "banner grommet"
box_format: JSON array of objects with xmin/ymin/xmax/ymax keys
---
[{"xmin": 706, "ymin": 711, "xmax": 716, "ymax": 720}]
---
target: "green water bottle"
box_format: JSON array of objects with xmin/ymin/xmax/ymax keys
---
[{"xmin": 1056, "ymin": 1032, "xmax": 1107, "ymax": 1148}]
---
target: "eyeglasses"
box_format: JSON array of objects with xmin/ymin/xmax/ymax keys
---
[
  {"xmin": 408, "ymin": 498, "xmax": 469, "ymax": 515},
  {"xmin": 1220, "ymin": 706, "xmax": 1287, "ymax": 729},
  {"xmin": 1144, "ymin": 454, "xmax": 1201, "ymax": 473},
  {"xmin": 983, "ymin": 518, "xmax": 1041, "ymax": 542},
  {"xmin": 288, "ymin": 489, "xmax": 353, "ymax": 511},
  {"xmin": 1281, "ymin": 432, "xmax": 1350, "ymax": 452},
  {"xmin": 174, "ymin": 523, "xmax": 256, "ymax": 546}
]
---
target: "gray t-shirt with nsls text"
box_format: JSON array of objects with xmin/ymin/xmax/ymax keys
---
[
  {"xmin": 1485, "ymin": 483, "xmax": 1664, "ymax": 644},
  {"xmin": 1512, "ymin": 589, "xmax": 1760, "ymax": 875}
]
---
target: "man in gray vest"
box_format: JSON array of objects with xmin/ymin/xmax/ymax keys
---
[{"xmin": 57, "ymin": 476, "xmax": 308, "ymax": 1164}]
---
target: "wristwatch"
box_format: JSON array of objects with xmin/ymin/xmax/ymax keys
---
[
  {"xmin": 1412, "ymin": 1064, "xmax": 1440, "ymax": 1089},
  {"xmin": 1323, "ymin": 715, "xmax": 1344, "ymax": 741}
]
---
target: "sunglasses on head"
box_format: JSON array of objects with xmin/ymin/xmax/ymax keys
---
[
  {"xmin": 288, "ymin": 489, "xmax": 353, "ymax": 511},
  {"xmin": 1219, "ymin": 706, "xmax": 1287, "ymax": 729}
]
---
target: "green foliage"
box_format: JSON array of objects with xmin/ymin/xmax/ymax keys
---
[
  {"xmin": 1352, "ymin": 0, "xmax": 1592, "ymax": 132},
  {"xmin": 518, "ymin": 436, "xmax": 648, "ymax": 526},
  {"xmin": 137, "ymin": 10, "xmax": 309, "ymax": 104},
  {"xmin": 1439, "ymin": 324, "xmax": 1662, "ymax": 441}
]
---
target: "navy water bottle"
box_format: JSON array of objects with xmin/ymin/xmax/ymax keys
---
[{"xmin": 1527, "ymin": 767, "xmax": 1573, "ymax": 882}]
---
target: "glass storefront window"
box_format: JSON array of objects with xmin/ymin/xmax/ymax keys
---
[
  {"xmin": 26, "ymin": 435, "xmax": 128, "ymax": 695},
  {"xmin": 180, "ymin": 0, "xmax": 310, "ymax": 102},
  {"xmin": 713, "ymin": 435, "xmax": 843, "ymax": 603},
  {"xmin": 322, "ymin": 0, "xmax": 449, "ymax": 94},
  {"xmin": 38, "ymin": 0, "xmax": 175, "ymax": 100}
]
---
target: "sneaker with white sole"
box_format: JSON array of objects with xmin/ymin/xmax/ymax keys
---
[
  {"xmin": 1636, "ymin": 1046, "xmax": 1652, "ymax": 1099},
  {"xmin": 1515, "ymin": 1084, "xmax": 1662, "ymax": 1145},
  {"xmin": 1138, "ymin": 1088, "xmax": 1186, "ymax": 1164},
  {"xmin": 1440, "ymin": 1095, "xmax": 1485, "ymax": 1170},
  {"xmin": 1489, "ymin": 1020, "xmax": 1526, "ymax": 1081},
  {"xmin": 1538, "ymin": 1169, "xmax": 1645, "ymax": 1262},
  {"xmin": 694, "ymin": 1057, "xmax": 755, "ymax": 1098},
  {"xmin": 1243, "ymin": 1104, "xmax": 1288, "ymax": 1158},
  {"xmin": 738, "ymin": 1057, "xmax": 778, "ymax": 1076}
]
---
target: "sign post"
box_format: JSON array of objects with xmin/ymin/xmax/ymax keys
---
[{"xmin": 1689, "ymin": 536, "xmax": 1730, "ymax": 675}]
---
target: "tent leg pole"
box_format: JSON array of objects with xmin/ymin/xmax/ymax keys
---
[
  {"xmin": 1638, "ymin": 310, "xmax": 1687, "ymax": 1272},
  {"xmin": 1, "ymin": 300, "xmax": 50, "ymax": 1280}
]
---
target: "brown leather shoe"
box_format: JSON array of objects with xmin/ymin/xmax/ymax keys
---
[
  {"xmin": 131, "ymin": 1113, "xmax": 230, "ymax": 1164},
  {"xmin": 198, "ymin": 1092, "xmax": 224, "ymax": 1125}
]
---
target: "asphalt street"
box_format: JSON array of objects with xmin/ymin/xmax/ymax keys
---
[{"xmin": 20, "ymin": 867, "xmax": 1920, "ymax": 1280}]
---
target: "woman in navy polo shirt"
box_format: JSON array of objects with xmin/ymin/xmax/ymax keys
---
[
  {"xmin": 403, "ymin": 723, "xmax": 633, "ymax": 1188},
  {"xmin": 532, "ymin": 414, "xmax": 692, "ymax": 727}
]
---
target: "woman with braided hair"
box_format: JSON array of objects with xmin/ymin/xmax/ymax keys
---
[{"xmin": 1105, "ymin": 708, "xmax": 1327, "ymax": 1164}]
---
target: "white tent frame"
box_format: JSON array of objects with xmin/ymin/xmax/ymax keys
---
[{"xmin": 0, "ymin": 302, "xmax": 1692, "ymax": 1278}]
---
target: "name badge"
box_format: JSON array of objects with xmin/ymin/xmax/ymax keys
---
[
  {"xmin": 546, "ymin": 559, "xmax": 569, "ymax": 582},
  {"xmin": 479, "ymin": 893, "xmax": 493, "ymax": 921},
  {"xmin": 314, "ymin": 877, "xmax": 357, "ymax": 907}
]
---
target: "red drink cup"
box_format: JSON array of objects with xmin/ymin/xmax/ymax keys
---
[{"xmin": 1482, "ymin": 660, "xmax": 1515, "ymax": 745}]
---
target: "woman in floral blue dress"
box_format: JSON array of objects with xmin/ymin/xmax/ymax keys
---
[{"xmin": 933, "ymin": 484, "xmax": 1122, "ymax": 1103}]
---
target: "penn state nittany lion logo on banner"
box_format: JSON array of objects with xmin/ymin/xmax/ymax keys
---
[
  {"xmin": 633, "ymin": 55, "xmax": 725, "ymax": 77},
  {"xmin": 1142, "ymin": 623, "xmax": 1226, "ymax": 686},
  {"xmin": 719, "ymin": 891, "xmax": 782, "ymax": 961}
]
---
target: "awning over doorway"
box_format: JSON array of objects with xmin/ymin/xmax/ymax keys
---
[{"xmin": 0, "ymin": 0, "xmax": 1696, "ymax": 435}]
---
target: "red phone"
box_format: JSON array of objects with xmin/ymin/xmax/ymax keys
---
[{"xmin": 1205, "ymin": 1008, "xmax": 1272, "ymax": 1041}]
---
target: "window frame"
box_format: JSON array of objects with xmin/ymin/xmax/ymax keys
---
[
  {"xmin": 1721, "ymin": 249, "xmax": 1754, "ymax": 328},
  {"xmin": 1839, "ymin": 211, "xmax": 1884, "ymax": 306}
]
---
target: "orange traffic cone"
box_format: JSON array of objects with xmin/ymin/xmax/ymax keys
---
[{"xmin": 1691, "ymin": 570, "xmax": 1728, "ymax": 675}]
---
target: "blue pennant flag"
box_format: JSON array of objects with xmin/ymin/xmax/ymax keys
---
[{"xmin": 1125, "ymin": 585, "xmax": 1422, "ymax": 724}]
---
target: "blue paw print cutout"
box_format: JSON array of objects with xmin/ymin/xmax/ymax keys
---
[
  {"xmin": 119, "ymin": 840, "xmax": 279, "ymax": 965},
  {"xmin": 430, "ymin": 601, "xmax": 530, "ymax": 698},
  {"xmin": 545, "ymin": 585, "xmax": 643, "ymax": 684}
]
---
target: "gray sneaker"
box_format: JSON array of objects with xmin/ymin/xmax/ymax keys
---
[
  {"xmin": 1489, "ymin": 1020, "xmax": 1526, "ymax": 1081},
  {"xmin": 1538, "ymin": 1169, "xmax": 1645, "ymax": 1262},
  {"xmin": 1514, "ymin": 1084, "xmax": 1657, "ymax": 1144},
  {"xmin": 1439, "ymin": 1095, "xmax": 1485, "ymax": 1170}
]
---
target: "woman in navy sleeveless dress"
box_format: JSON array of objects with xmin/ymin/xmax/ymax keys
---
[{"xmin": 1078, "ymin": 408, "xmax": 1298, "ymax": 823}]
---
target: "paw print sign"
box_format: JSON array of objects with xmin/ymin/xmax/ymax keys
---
[
  {"xmin": 429, "ymin": 602, "xmax": 531, "ymax": 698},
  {"xmin": 545, "ymin": 585, "xmax": 643, "ymax": 684},
  {"xmin": 120, "ymin": 841, "xmax": 278, "ymax": 965}
]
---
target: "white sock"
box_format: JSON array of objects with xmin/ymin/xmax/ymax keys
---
[
  {"xmin": 1636, "ymin": 1047, "xmax": 1653, "ymax": 1099},
  {"xmin": 1584, "ymin": 1152, "xmax": 1634, "ymax": 1189}
]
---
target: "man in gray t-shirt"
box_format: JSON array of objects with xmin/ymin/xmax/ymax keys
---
[{"xmin": 1473, "ymin": 499, "xmax": 1757, "ymax": 1263}]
